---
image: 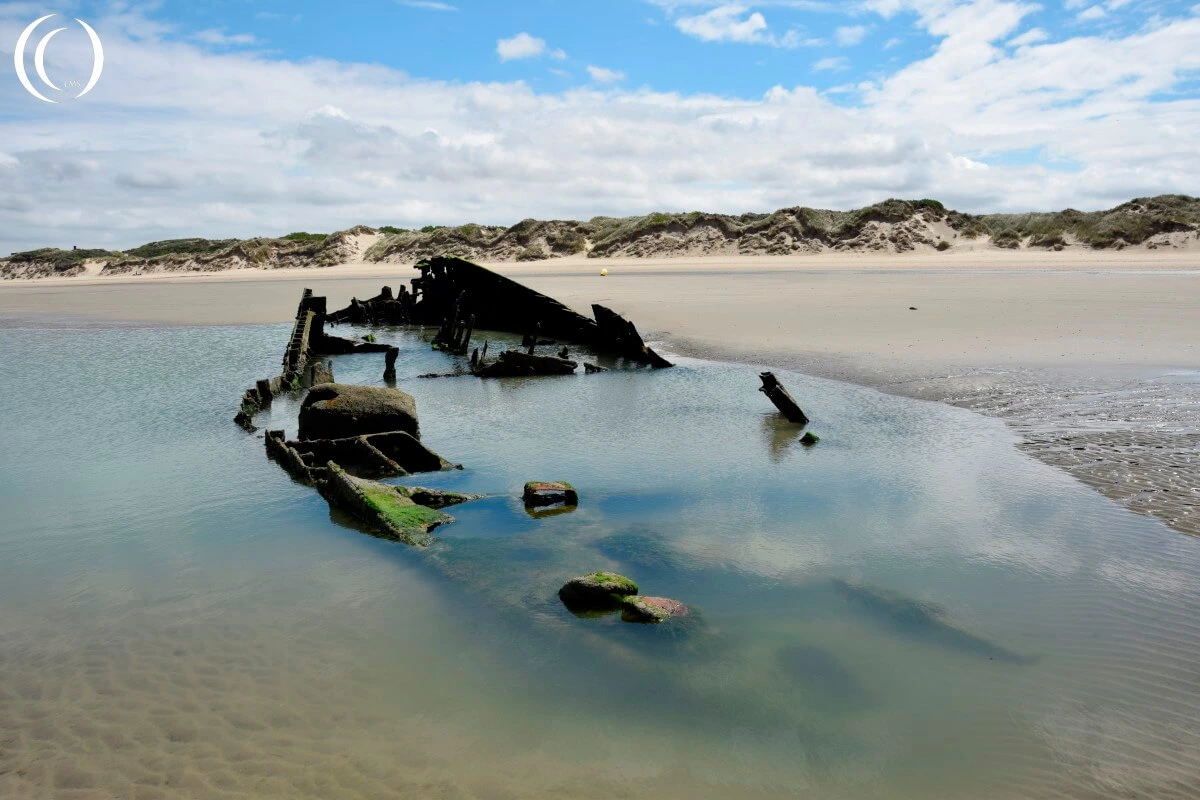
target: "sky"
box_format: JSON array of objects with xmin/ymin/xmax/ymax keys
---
[{"xmin": 0, "ymin": 0, "xmax": 1198, "ymax": 252}]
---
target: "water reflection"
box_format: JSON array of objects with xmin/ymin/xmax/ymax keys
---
[
  {"xmin": 761, "ymin": 413, "xmax": 808, "ymax": 462},
  {"xmin": 1, "ymin": 321, "xmax": 1199, "ymax": 799}
]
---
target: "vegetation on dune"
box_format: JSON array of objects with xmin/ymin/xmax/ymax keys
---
[
  {"xmin": 5, "ymin": 196, "xmax": 1198, "ymax": 279},
  {"xmin": 6, "ymin": 247, "xmax": 120, "ymax": 271},
  {"xmin": 124, "ymin": 238, "xmax": 237, "ymax": 259},
  {"xmin": 281, "ymin": 232, "xmax": 328, "ymax": 243},
  {"xmin": 955, "ymin": 196, "xmax": 1200, "ymax": 249}
]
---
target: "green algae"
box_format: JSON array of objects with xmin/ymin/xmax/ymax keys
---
[
  {"xmin": 586, "ymin": 571, "xmax": 638, "ymax": 596},
  {"xmin": 360, "ymin": 485, "xmax": 447, "ymax": 534}
]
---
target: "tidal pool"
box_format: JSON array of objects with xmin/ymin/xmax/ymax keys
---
[{"xmin": 1, "ymin": 319, "xmax": 1199, "ymax": 799}]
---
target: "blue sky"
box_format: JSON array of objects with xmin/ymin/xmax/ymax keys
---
[
  {"xmin": 109, "ymin": 0, "xmax": 1198, "ymax": 96},
  {"xmin": 1, "ymin": 0, "xmax": 1198, "ymax": 250}
]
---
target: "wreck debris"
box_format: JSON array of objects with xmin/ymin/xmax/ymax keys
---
[
  {"xmin": 235, "ymin": 288, "xmax": 398, "ymax": 431},
  {"xmin": 255, "ymin": 379, "xmax": 274, "ymax": 407},
  {"xmin": 325, "ymin": 257, "xmax": 673, "ymax": 368},
  {"xmin": 318, "ymin": 464, "xmax": 470, "ymax": 546},
  {"xmin": 410, "ymin": 257, "xmax": 598, "ymax": 341},
  {"xmin": 432, "ymin": 293, "xmax": 477, "ymax": 355},
  {"xmin": 523, "ymin": 481, "xmax": 579, "ymax": 508},
  {"xmin": 384, "ymin": 346, "xmax": 399, "ymax": 381},
  {"xmin": 758, "ymin": 371, "xmax": 809, "ymax": 425},
  {"xmin": 236, "ymin": 287, "xmax": 475, "ymax": 551},
  {"xmin": 327, "ymin": 285, "xmax": 416, "ymax": 326},
  {"xmin": 298, "ymin": 383, "xmax": 420, "ymax": 440},
  {"xmin": 591, "ymin": 304, "xmax": 673, "ymax": 368},
  {"xmin": 474, "ymin": 350, "xmax": 578, "ymax": 378},
  {"xmin": 266, "ymin": 429, "xmax": 455, "ymax": 485}
]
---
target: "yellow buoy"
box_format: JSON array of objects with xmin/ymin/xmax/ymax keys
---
[{"xmin": 600, "ymin": 268, "xmax": 608, "ymax": 277}]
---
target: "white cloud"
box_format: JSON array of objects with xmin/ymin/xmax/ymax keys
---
[
  {"xmin": 0, "ymin": 7, "xmax": 1197, "ymax": 253},
  {"xmin": 1008, "ymin": 27, "xmax": 1049, "ymax": 46},
  {"xmin": 496, "ymin": 32, "xmax": 565, "ymax": 62},
  {"xmin": 813, "ymin": 56, "xmax": 850, "ymax": 71},
  {"xmin": 398, "ymin": 0, "xmax": 457, "ymax": 9},
  {"xmin": 193, "ymin": 29, "xmax": 257, "ymax": 47},
  {"xmin": 1078, "ymin": 5, "xmax": 1107, "ymax": 19},
  {"xmin": 675, "ymin": 4, "xmax": 798, "ymax": 47},
  {"xmin": 836, "ymin": 25, "xmax": 868, "ymax": 46},
  {"xmin": 587, "ymin": 65, "xmax": 627, "ymax": 83}
]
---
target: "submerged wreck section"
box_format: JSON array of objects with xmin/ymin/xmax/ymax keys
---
[
  {"xmin": 474, "ymin": 350, "xmax": 578, "ymax": 378},
  {"xmin": 327, "ymin": 256, "xmax": 673, "ymax": 369},
  {"xmin": 266, "ymin": 430, "xmax": 454, "ymax": 484},
  {"xmin": 318, "ymin": 464, "xmax": 477, "ymax": 547},
  {"xmin": 234, "ymin": 290, "xmax": 396, "ymax": 430},
  {"xmin": 233, "ymin": 287, "xmax": 469, "ymax": 543}
]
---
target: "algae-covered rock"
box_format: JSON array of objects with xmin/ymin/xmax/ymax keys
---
[
  {"xmin": 558, "ymin": 572, "xmax": 638, "ymax": 611},
  {"xmin": 318, "ymin": 463, "xmax": 455, "ymax": 546},
  {"xmin": 299, "ymin": 383, "xmax": 419, "ymax": 440},
  {"xmin": 523, "ymin": 481, "xmax": 578, "ymax": 508},
  {"xmin": 619, "ymin": 596, "xmax": 690, "ymax": 624},
  {"xmin": 800, "ymin": 432, "xmax": 820, "ymax": 446}
]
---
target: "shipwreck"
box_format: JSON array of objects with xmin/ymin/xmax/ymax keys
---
[{"xmin": 234, "ymin": 257, "xmax": 675, "ymax": 553}]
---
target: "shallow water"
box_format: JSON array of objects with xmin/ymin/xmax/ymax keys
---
[{"xmin": 2, "ymin": 320, "xmax": 1200, "ymax": 799}]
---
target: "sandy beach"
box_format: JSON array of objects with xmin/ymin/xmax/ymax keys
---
[{"xmin": 1, "ymin": 250, "xmax": 1197, "ymax": 534}]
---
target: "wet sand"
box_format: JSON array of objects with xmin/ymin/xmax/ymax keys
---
[{"xmin": 1, "ymin": 251, "xmax": 1197, "ymax": 534}]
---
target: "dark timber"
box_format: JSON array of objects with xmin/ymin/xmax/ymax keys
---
[
  {"xmin": 327, "ymin": 256, "xmax": 673, "ymax": 368},
  {"xmin": 758, "ymin": 371, "xmax": 809, "ymax": 425}
]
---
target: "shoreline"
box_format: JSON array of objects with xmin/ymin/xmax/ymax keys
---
[
  {"xmin": 3, "ymin": 247, "xmax": 1200, "ymax": 288},
  {"xmin": 1, "ymin": 254, "xmax": 1197, "ymax": 536}
]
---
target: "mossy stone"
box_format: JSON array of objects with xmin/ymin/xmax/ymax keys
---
[{"xmin": 558, "ymin": 571, "xmax": 639, "ymax": 612}]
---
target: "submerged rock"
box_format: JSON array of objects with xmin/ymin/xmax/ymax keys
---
[
  {"xmin": 619, "ymin": 596, "xmax": 690, "ymax": 624},
  {"xmin": 523, "ymin": 481, "xmax": 579, "ymax": 508},
  {"xmin": 558, "ymin": 572, "xmax": 639, "ymax": 611},
  {"xmin": 299, "ymin": 383, "xmax": 419, "ymax": 440}
]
